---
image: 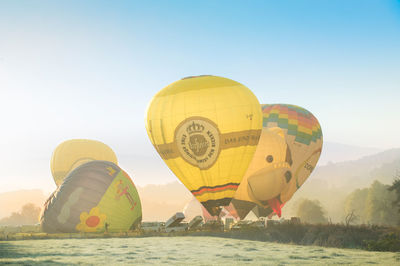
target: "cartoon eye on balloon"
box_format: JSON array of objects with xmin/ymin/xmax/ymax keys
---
[
  {"xmin": 232, "ymin": 104, "xmax": 323, "ymax": 219},
  {"xmin": 50, "ymin": 139, "xmax": 118, "ymax": 186},
  {"xmin": 41, "ymin": 161, "xmax": 142, "ymax": 233},
  {"xmin": 145, "ymin": 75, "xmax": 262, "ymax": 216}
]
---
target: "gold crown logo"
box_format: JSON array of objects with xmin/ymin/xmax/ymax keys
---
[{"xmin": 186, "ymin": 121, "xmax": 205, "ymax": 134}]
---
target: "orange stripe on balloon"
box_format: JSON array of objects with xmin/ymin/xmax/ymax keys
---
[{"xmin": 192, "ymin": 184, "xmax": 239, "ymax": 196}]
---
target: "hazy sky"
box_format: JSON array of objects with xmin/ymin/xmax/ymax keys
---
[{"xmin": 1, "ymin": 0, "xmax": 399, "ymax": 193}]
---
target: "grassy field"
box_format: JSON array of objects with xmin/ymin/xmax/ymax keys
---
[
  {"xmin": 1, "ymin": 236, "xmax": 399, "ymax": 265},
  {"xmin": 2, "ymin": 223, "xmax": 399, "ymax": 252}
]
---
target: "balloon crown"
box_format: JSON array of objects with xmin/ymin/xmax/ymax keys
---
[
  {"xmin": 186, "ymin": 121, "xmax": 205, "ymax": 134},
  {"xmin": 181, "ymin": 75, "xmax": 212, "ymax": 80}
]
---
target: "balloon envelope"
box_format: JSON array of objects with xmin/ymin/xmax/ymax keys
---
[
  {"xmin": 41, "ymin": 161, "xmax": 142, "ymax": 233},
  {"xmin": 183, "ymin": 197, "xmax": 204, "ymax": 222},
  {"xmin": 146, "ymin": 75, "xmax": 262, "ymax": 216},
  {"xmin": 232, "ymin": 104, "xmax": 323, "ymax": 219},
  {"xmin": 51, "ymin": 139, "xmax": 118, "ymax": 186},
  {"xmin": 183, "ymin": 197, "xmax": 218, "ymax": 222}
]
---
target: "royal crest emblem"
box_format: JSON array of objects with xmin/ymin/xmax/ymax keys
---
[{"xmin": 175, "ymin": 117, "xmax": 220, "ymax": 169}]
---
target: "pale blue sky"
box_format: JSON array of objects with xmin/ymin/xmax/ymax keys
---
[{"xmin": 0, "ymin": 0, "xmax": 399, "ymax": 193}]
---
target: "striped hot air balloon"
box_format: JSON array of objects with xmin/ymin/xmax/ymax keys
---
[
  {"xmin": 232, "ymin": 104, "xmax": 323, "ymax": 219},
  {"xmin": 41, "ymin": 161, "xmax": 142, "ymax": 233}
]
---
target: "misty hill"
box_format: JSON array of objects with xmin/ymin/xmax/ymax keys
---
[
  {"xmin": 0, "ymin": 203, "xmax": 42, "ymax": 226},
  {"xmin": 135, "ymin": 148, "xmax": 400, "ymax": 222},
  {"xmin": 312, "ymin": 148, "xmax": 400, "ymax": 189},
  {"xmin": 0, "ymin": 189, "xmax": 47, "ymax": 219},
  {"xmin": 1, "ymin": 148, "xmax": 399, "ymax": 223},
  {"xmin": 0, "ymin": 183, "xmax": 193, "ymax": 222},
  {"xmin": 283, "ymin": 148, "xmax": 400, "ymax": 222},
  {"xmin": 137, "ymin": 182, "xmax": 193, "ymax": 221},
  {"xmin": 318, "ymin": 142, "xmax": 382, "ymax": 165}
]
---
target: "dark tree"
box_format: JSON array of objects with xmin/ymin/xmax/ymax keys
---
[
  {"xmin": 296, "ymin": 198, "xmax": 327, "ymax": 224},
  {"xmin": 388, "ymin": 170, "xmax": 400, "ymax": 212},
  {"xmin": 0, "ymin": 203, "xmax": 41, "ymax": 226}
]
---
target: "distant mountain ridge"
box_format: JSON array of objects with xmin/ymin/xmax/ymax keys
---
[
  {"xmin": 1, "ymin": 148, "xmax": 399, "ymax": 222},
  {"xmin": 312, "ymin": 148, "xmax": 400, "ymax": 189},
  {"xmin": 283, "ymin": 148, "xmax": 400, "ymax": 222},
  {"xmin": 0, "ymin": 182, "xmax": 193, "ymax": 222},
  {"xmin": 0, "ymin": 189, "xmax": 47, "ymax": 219},
  {"xmin": 136, "ymin": 182, "xmax": 192, "ymax": 221},
  {"xmin": 318, "ymin": 142, "xmax": 382, "ymax": 165}
]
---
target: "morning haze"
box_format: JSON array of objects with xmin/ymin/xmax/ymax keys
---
[{"xmin": 1, "ymin": 0, "xmax": 400, "ymax": 264}]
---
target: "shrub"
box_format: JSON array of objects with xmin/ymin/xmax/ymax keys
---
[{"xmin": 364, "ymin": 233, "xmax": 400, "ymax": 252}]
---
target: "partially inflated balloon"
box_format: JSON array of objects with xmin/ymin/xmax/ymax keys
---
[
  {"xmin": 183, "ymin": 197, "xmax": 218, "ymax": 222},
  {"xmin": 232, "ymin": 104, "xmax": 323, "ymax": 219},
  {"xmin": 146, "ymin": 75, "xmax": 262, "ymax": 216},
  {"xmin": 51, "ymin": 139, "xmax": 118, "ymax": 186},
  {"xmin": 41, "ymin": 161, "xmax": 142, "ymax": 233},
  {"xmin": 219, "ymin": 203, "xmax": 239, "ymax": 220}
]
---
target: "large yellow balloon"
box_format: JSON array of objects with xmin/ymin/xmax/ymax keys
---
[
  {"xmin": 232, "ymin": 104, "xmax": 323, "ymax": 219},
  {"xmin": 51, "ymin": 139, "xmax": 118, "ymax": 186},
  {"xmin": 146, "ymin": 75, "xmax": 262, "ymax": 216}
]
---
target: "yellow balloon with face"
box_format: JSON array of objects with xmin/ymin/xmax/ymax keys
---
[
  {"xmin": 246, "ymin": 127, "xmax": 292, "ymax": 204},
  {"xmin": 233, "ymin": 104, "xmax": 323, "ymax": 219}
]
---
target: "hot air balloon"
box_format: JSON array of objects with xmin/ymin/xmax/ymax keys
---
[
  {"xmin": 183, "ymin": 197, "xmax": 218, "ymax": 222},
  {"xmin": 232, "ymin": 104, "xmax": 323, "ymax": 219},
  {"xmin": 41, "ymin": 161, "xmax": 142, "ymax": 233},
  {"xmin": 219, "ymin": 203, "xmax": 239, "ymax": 220},
  {"xmin": 50, "ymin": 139, "xmax": 118, "ymax": 186},
  {"xmin": 146, "ymin": 75, "xmax": 262, "ymax": 216},
  {"xmin": 183, "ymin": 197, "xmax": 204, "ymax": 222}
]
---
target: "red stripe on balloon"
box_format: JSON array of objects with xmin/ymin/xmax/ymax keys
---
[{"xmin": 192, "ymin": 184, "xmax": 239, "ymax": 196}]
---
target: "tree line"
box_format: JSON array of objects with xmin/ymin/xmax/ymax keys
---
[
  {"xmin": 296, "ymin": 173, "xmax": 400, "ymax": 226},
  {"xmin": 0, "ymin": 203, "xmax": 41, "ymax": 226}
]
